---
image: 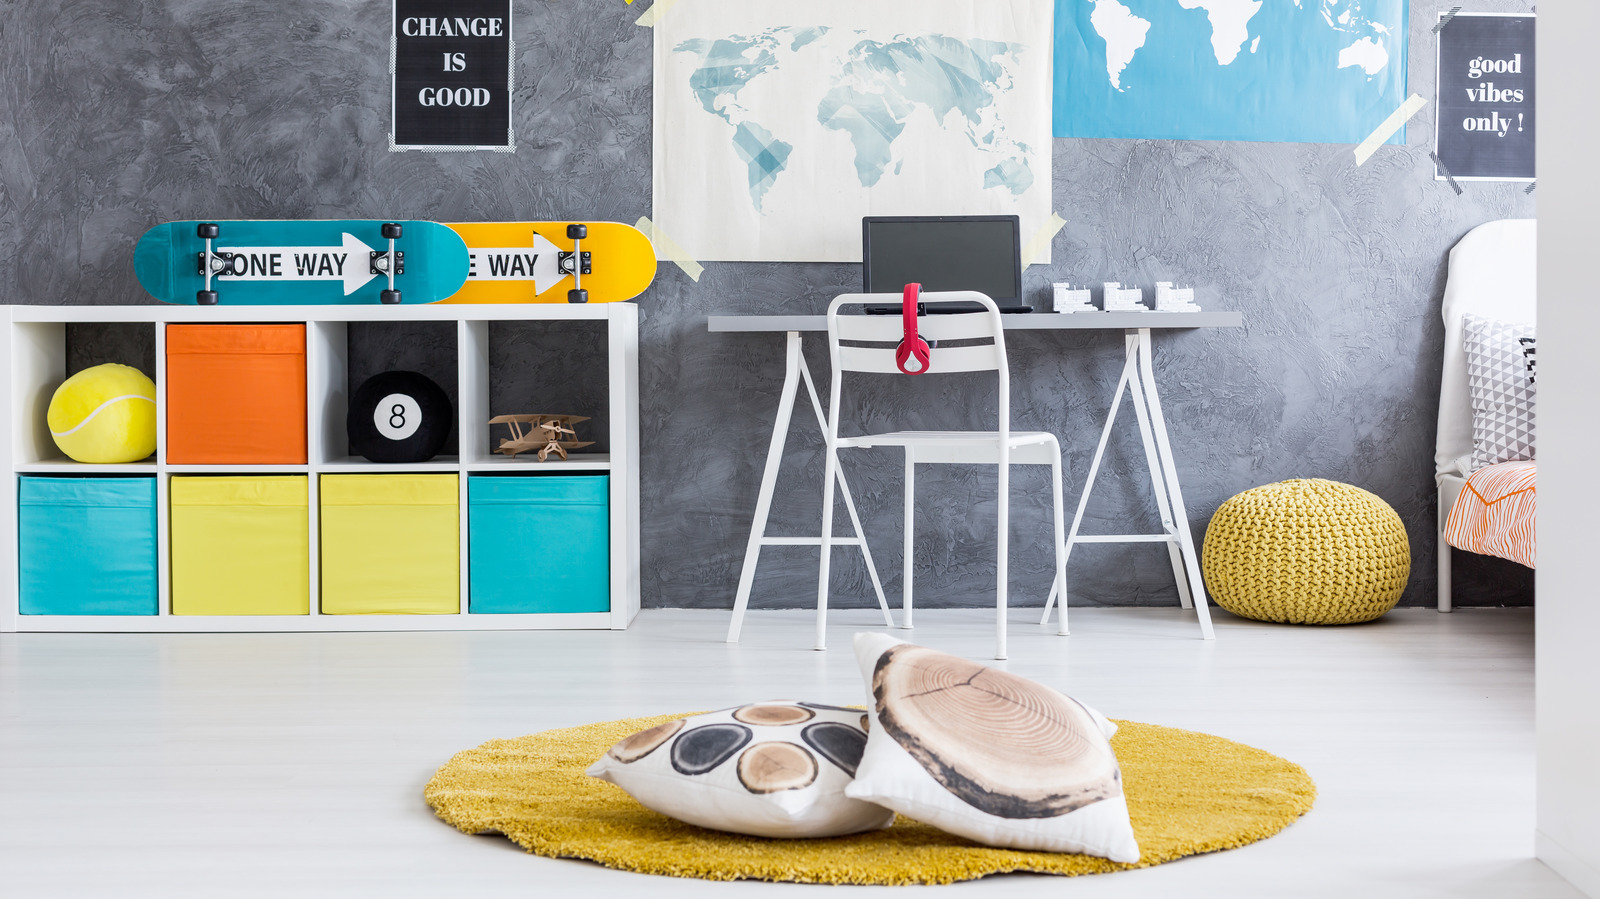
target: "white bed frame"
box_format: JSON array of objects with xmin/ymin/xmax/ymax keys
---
[{"xmin": 1435, "ymin": 219, "xmax": 1537, "ymax": 611}]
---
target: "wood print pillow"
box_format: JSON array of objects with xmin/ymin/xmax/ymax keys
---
[
  {"xmin": 587, "ymin": 701, "xmax": 894, "ymax": 838},
  {"xmin": 843, "ymin": 633, "xmax": 1140, "ymax": 862}
]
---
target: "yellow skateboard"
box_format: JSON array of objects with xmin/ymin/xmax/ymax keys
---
[{"xmin": 443, "ymin": 221, "xmax": 657, "ymax": 304}]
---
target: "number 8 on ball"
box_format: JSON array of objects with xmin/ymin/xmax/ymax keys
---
[{"xmin": 375, "ymin": 393, "xmax": 423, "ymax": 441}]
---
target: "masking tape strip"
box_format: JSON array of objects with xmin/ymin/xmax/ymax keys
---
[
  {"xmin": 1433, "ymin": 7, "xmax": 1462, "ymax": 33},
  {"xmin": 1353, "ymin": 94, "xmax": 1426, "ymax": 166},
  {"xmin": 635, "ymin": 0, "xmax": 682, "ymax": 27},
  {"xmin": 1020, "ymin": 212, "xmax": 1068, "ymax": 269},
  {"xmin": 636, "ymin": 216, "xmax": 705, "ymax": 281},
  {"xmin": 1429, "ymin": 152, "xmax": 1464, "ymax": 196}
]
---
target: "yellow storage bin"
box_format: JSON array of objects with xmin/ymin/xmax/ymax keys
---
[
  {"xmin": 320, "ymin": 474, "xmax": 459, "ymax": 614},
  {"xmin": 171, "ymin": 476, "xmax": 310, "ymax": 615}
]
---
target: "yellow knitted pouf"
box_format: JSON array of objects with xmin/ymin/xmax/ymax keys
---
[{"xmin": 1202, "ymin": 479, "xmax": 1410, "ymax": 625}]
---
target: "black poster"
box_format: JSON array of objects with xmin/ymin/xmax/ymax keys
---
[
  {"xmin": 1434, "ymin": 12, "xmax": 1535, "ymax": 182},
  {"xmin": 391, "ymin": 0, "xmax": 513, "ymax": 151}
]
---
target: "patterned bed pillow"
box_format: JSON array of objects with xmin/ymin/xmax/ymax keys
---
[
  {"xmin": 1463, "ymin": 314, "xmax": 1536, "ymax": 468},
  {"xmin": 843, "ymin": 633, "xmax": 1140, "ymax": 862},
  {"xmin": 587, "ymin": 701, "xmax": 894, "ymax": 838}
]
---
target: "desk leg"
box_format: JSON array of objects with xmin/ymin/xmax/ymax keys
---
[
  {"xmin": 1125, "ymin": 334, "xmax": 1195, "ymax": 611},
  {"xmin": 1041, "ymin": 329, "xmax": 1215, "ymax": 640},
  {"xmin": 726, "ymin": 332, "xmax": 803, "ymax": 643},
  {"xmin": 1040, "ymin": 339, "xmax": 1134, "ymax": 629},
  {"xmin": 726, "ymin": 332, "xmax": 892, "ymax": 644},
  {"xmin": 797, "ymin": 358, "xmax": 894, "ymax": 630},
  {"xmin": 1133, "ymin": 328, "xmax": 1215, "ymax": 640}
]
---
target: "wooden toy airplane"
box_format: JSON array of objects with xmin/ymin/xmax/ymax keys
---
[{"xmin": 490, "ymin": 414, "xmax": 594, "ymax": 461}]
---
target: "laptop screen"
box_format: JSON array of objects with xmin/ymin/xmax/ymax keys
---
[{"xmin": 862, "ymin": 216, "xmax": 1022, "ymax": 304}]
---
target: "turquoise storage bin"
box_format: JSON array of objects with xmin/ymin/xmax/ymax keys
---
[
  {"xmin": 18, "ymin": 476, "xmax": 157, "ymax": 615},
  {"xmin": 468, "ymin": 475, "xmax": 609, "ymax": 614}
]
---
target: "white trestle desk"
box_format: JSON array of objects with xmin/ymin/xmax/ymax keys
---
[{"xmin": 709, "ymin": 311, "xmax": 1244, "ymax": 642}]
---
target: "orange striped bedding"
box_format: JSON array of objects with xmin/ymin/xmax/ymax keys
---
[{"xmin": 1444, "ymin": 460, "xmax": 1536, "ymax": 569}]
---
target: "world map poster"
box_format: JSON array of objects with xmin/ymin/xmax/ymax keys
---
[
  {"xmin": 654, "ymin": 0, "xmax": 1053, "ymax": 263},
  {"xmin": 1055, "ymin": 0, "xmax": 1410, "ymax": 144}
]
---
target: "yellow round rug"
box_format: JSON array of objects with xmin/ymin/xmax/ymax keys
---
[{"xmin": 425, "ymin": 713, "xmax": 1315, "ymax": 885}]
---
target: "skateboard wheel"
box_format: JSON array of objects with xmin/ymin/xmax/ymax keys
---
[
  {"xmin": 197, "ymin": 223, "xmax": 219, "ymax": 239},
  {"xmin": 566, "ymin": 224, "xmax": 587, "ymax": 240},
  {"xmin": 381, "ymin": 289, "xmax": 402, "ymax": 305},
  {"xmin": 381, "ymin": 223, "xmax": 403, "ymax": 240},
  {"xmin": 196, "ymin": 290, "xmax": 218, "ymax": 305},
  {"xmin": 568, "ymin": 288, "xmax": 589, "ymax": 304}
]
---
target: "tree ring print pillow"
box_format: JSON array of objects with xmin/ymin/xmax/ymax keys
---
[
  {"xmin": 843, "ymin": 633, "xmax": 1140, "ymax": 861},
  {"xmin": 587, "ymin": 701, "xmax": 894, "ymax": 838}
]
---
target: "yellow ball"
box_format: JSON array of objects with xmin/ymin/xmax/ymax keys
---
[{"xmin": 48, "ymin": 363, "xmax": 157, "ymax": 464}]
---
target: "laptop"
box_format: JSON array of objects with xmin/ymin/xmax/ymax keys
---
[{"xmin": 861, "ymin": 215, "xmax": 1032, "ymax": 314}]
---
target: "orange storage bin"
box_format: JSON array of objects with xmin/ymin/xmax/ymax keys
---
[{"xmin": 166, "ymin": 325, "xmax": 307, "ymax": 464}]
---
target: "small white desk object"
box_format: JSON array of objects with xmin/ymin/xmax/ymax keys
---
[
  {"xmin": 1154, "ymin": 283, "xmax": 1202, "ymax": 312},
  {"xmin": 1102, "ymin": 283, "xmax": 1148, "ymax": 312},
  {"xmin": 709, "ymin": 311, "xmax": 1243, "ymax": 642},
  {"xmin": 1052, "ymin": 283, "xmax": 1095, "ymax": 313}
]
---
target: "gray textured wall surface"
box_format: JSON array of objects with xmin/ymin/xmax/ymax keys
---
[{"xmin": 0, "ymin": 1, "xmax": 1534, "ymax": 610}]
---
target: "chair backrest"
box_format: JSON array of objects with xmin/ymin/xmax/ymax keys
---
[
  {"xmin": 1435, "ymin": 219, "xmax": 1537, "ymax": 483},
  {"xmin": 824, "ymin": 291, "xmax": 1010, "ymax": 440}
]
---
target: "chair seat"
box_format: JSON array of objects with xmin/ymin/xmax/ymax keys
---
[{"xmin": 838, "ymin": 431, "xmax": 1059, "ymax": 465}]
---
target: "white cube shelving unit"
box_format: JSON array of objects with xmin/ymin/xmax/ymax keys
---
[{"xmin": 1, "ymin": 303, "xmax": 641, "ymax": 632}]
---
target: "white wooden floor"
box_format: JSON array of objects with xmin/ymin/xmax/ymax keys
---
[{"xmin": 0, "ymin": 607, "xmax": 1579, "ymax": 898}]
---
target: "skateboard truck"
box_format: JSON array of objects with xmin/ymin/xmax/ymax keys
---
[
  {"xmin": 194, "ymin": 223, "xmax": 242, "ymax": 305},
  {"xmin": 560, "ymin": 224, "xmax": 591, "ymax": 303},
  {"xmin": 370, "ymin": 222, "xmax": 404, "ymax": 304}
]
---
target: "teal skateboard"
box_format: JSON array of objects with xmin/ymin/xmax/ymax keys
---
[{"xmin": 134, "ymin": 220, "xmax": 470, "ymax": 305}]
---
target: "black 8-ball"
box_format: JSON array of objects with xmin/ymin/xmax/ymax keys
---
[{"xmin": 347, "ymin": 370, "xmax": 452, "ymax": 463}]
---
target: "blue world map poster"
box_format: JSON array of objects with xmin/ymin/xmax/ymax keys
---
[{"xmin": 1055, "ymin": 0, "xmax": 1410, "ymax": 144}]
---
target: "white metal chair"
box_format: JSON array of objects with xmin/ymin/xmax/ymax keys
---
[{"xmin": 816, "ymin": 291, "xmax": 1068, "ymax": 660}]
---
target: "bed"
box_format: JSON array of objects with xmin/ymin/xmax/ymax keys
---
[{"xmin": 1435, "ymin": 219, "xmax": 1537, "ymax": 611}]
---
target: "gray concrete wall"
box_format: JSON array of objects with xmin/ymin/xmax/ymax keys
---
[{"xmin": 1, "ymin": 1, "xmax": 1535, "ymax": 611}]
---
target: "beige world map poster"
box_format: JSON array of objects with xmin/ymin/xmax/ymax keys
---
[{"xmin": 653, "ymin": 0, "xmax": 1054, "ymax": 263}]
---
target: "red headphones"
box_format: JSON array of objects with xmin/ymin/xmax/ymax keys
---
[{"xmin": 895, "ymin": 282, "xmax": 932, "ymax": 375}]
